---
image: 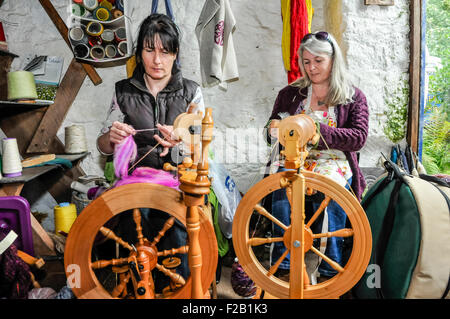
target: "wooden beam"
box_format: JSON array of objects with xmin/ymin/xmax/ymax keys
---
[
  {"xmin": 407, "ymin": 0, "xmax": 422, "ymax": 153},
  {"xmin": 26, "ymin": 58, "xmax": 85, "ymax": 154},
  {"xmin": 38, "ymin": 0, "xmax": 102, "ymax": 86}
]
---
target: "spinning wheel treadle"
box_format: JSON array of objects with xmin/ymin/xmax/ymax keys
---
[
  {"xmin": 232, "ymin": 171, "xmax": 372, "ymax": 299},
  {"xmin": 64, "ymin": 183, "xmax": 217, "ymax": 299}
]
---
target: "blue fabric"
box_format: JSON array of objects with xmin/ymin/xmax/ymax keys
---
[
  {"xmin": 271, "ymin": 167, "xmax": 352, "ymax": 277},
  {"xmin": 151, "ymin": 0, "xmax": 175, "ymax": 21}
]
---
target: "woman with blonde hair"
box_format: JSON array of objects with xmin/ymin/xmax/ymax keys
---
[{"xmin": 265, "ymin": 32, "xmax": 369, "ymax": 283}]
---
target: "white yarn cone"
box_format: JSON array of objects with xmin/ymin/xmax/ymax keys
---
[
  {"xmin": 65, "ymin": 125, "xmax": 88, "ymax": 154},
  {"xmin": 2, "ymin": 138, "xmax": 22, "ymax": 177}
]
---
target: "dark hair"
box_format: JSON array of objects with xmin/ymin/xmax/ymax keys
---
[{"xmin": 135, "ymin": 13, "xmax": 180, "ymax": 63}]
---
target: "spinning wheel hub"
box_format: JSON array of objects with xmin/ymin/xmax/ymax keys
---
[
  {"xmin": 134, "ymin": 243, "xmax": 158, "ymax": 270},
  {"xmin": 282, "ymin": 226, "xmax": 313, "ymax": 253}
]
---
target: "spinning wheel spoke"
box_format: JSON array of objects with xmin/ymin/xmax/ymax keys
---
[
  {"xmin": 133, "ymin": 208, "xmax": 146, "ymax": 245},
  {"xmin": 151, "ymin": 217, "xmax": 175, "ymax": 246},
  {"xmin": 99, "ymin": 226, "xmax": 134, "ymax": 251},
  {"xmin": 111, "ymin": 272, "xmax": 131, "ymax": 298},
  {"xmin": 157, "ymin": 245, "xmax": 189, "ymax": 257},
  {"xmin": 155, "ymin": 263, "xmax": 186, "ymax": 286},
  {"xmin": 247, "ymin": 237, "xmax": 284, "ymax": 246},
  {"xmin": 306, "ymin": 196, "xmax": 331, "ymax": 228},
  {"xmin": 91, "ymin": 257, "xmax": 129, "ymax": 269},
  {"xmin": 312, "ymin": 228, "xmax": 354, "ymax": 239},
  {"xmin": 254, "ymin": 204, "xmax": 288, "ymax": 231},
  {"xmin": 310, "ymin": 246, "xmax": 344, "ymax": 273},
  {"xmin": 266, "ymin": 248, "xmax": 290, "ymax": 277}
]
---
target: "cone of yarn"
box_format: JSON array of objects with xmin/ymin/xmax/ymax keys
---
[
  {"xmin": 7, "ymin": 71, "xmax": 38, "ymax": 101},
  {"xmin": 65, "ymin": 125, "xmax": 88, "ymax": 154},
  {"xmin": 230, "ymin": 258, "xmax": 257, "ymax": 298},
  {"xmin": 54, "ymin": 202, "xmax": 77, "ymax": 234},
  {"xmin": 2, "ymin": 138, "xmax": 22, "ymax": 177}
]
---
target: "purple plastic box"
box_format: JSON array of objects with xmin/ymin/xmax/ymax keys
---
[{"xmin": 0, "ymin": 196, "xmax": 34, "ymax": 256}]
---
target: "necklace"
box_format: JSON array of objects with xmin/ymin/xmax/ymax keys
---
[{"xmin": 312, "ymin": 86, "xmax": 328, "ymax": 107}]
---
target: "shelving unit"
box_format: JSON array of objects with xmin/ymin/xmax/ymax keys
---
[{"xmin": 0, "ymin": 100, "xmax": 51, "ymax": 114}]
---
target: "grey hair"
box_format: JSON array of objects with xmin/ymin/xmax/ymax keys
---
[{"xmin": 291, "ymin": 32, "xmax": 355, "ymax": 106}]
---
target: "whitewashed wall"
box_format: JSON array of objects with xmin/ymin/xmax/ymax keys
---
[{"xmin": 1, "ymin": 0, "xmax": 410, "ymax": 201}]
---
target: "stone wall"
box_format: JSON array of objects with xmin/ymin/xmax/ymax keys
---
[{"xmin": 1, "ymin": 0, "xmax": 411, "ymax": 198}]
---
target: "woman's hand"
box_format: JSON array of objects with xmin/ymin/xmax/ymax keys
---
[
  {"xmin": 109, "ymin": 121, "xmax": 136, "ymax": 145},
  {"xmin": 154, "ymin": 123, "xmax": 180, "ymax": 157},
  {"xmin": 269, "ymin": 119, "xmax": 280, "ymax": 139}
]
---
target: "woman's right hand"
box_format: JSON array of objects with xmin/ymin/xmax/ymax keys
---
[
  {"xmin": 269, "ymin": 119, "xmax": 280, "ymax": 139},
  {"xmin": 109, "ymin": 121, "xmax": 136, "ymax": 145}
]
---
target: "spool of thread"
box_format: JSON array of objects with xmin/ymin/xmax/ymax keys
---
[
  {"xmin": 88, "ymin": 35, "xmax": 102, "ymax": 46},
  {"xmin": 72, "ymin": 0, "xmax": 83, "ymax": 4},
  {"xmin": 93, "ymin": 6, "xmax": 111, "ymax": 21},
  {"xmin": 111, "ymin": 8, "xmax": 123, "ymax": 19},
  {"xmin": 86, "ymin": 21, "xmax": 104, "ymax": 36},
  {"xmin": 82, "ymin": 0, "xmax": 98, "ymax": 11},
  {"xmin": 69, "ymin": 26, "xmax": 88, "ymax": 45},
  {"xmin": 104, "ymin": 44, "xmax": 117, "ymax": 58},
  {"xmin": 99, "ymin": 0, "xmax": 113, "ymax": 10},
  {"xmin": 65, "ymin": 125, "xmax": 88, "ymax": 154},
  {"xmin": 54, "ymin": 202, "xmax": 77, "ymax": 234},
  {"xmin": 114, "ymin": 27, "xmax": 126, "ymax": 42},
  {"xmin": 90, "ymin": 45, "xmax": 105, "ymax": 60},
  {"xmin": 100, "ymin": 29, "xmax": 114, "ymax": 43},
  {"xmin": 7, "ymin": 71, "xmax": 38, "ymax": 102},
  {"xmin": 72, "ymin": 3, "xmax": 89, "ymax": 17},
  {"xmin": 115, "ymin": 0, "xmax": 124, "ymax": 12},
  {"xmin": 73, "ymin": 43, "xmax": 90, "ymax": 59},
  {"xmin": 117, "ymin": 41, "xmax": 127, "ymax": 56},
  {"xmin": 106, "ymin": 0, "xmax": 116, "ymax": 5},
  {"xmin": 2, "ymin": 138, "xmax": 22, "ymax": 177}
]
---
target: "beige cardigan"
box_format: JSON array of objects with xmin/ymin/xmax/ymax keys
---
[{"xmin": 195, "ymin": 0, "xmax": 239, "ymax": 90}]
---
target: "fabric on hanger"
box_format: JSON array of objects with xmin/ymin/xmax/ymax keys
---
[
  {"xmin": 151, "ymin": 0, "xmax": 175, "ymax": 20},
  {"xmin": 288, "ymin": 0, "xmax": 312, "ymax": 83},
  {"xmin": 281, "ymin": 0, "xmax": 291, "ymax": 72}
]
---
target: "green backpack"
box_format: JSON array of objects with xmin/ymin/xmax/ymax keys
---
[{"xmin": 353, "ymin": 160, "xmax": 450, "ymax": 299}]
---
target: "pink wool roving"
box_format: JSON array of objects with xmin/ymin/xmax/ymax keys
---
[{"xmin": 113, "ymin": 135, "xmax": 180, "ymax": 189}]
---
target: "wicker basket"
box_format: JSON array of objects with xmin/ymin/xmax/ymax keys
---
[{"xmin": 71, "ymin": 191, "xmax": 91, "ymax": 215}]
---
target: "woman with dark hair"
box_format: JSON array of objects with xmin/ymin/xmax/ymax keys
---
[
  {"xmin": 265, "ymin": 32, "xmax": 369, "ymax": 284},
  {"xmin": 96, "ymin": 13, "xmax": 204, "ymax": 292}
]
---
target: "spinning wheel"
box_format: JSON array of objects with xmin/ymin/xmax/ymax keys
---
[
  {"xmin": 232, "ymin": 114, "xmax": 372, "ymax": 299},
  {"xmin": 65, "ymin": 108, "xmax": 218, "ymax": 299}
]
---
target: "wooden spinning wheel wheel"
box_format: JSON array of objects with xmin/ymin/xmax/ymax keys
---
[
  {"xmin": 232, "ymin": 114, "xmax": 372, "ymax": 299},
  {"xmin": 65, "ymin": 108, "xmax": 218, "ymax": 299}
]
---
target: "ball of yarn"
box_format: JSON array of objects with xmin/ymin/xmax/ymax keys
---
[{"xmin": 230, "ymin": 258, "xmax": 257, "ymax": 298}]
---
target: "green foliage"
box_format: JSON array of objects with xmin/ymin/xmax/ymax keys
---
[
  {"xmin": 422, "ymin": 108, "xmax": 450, "ymax": 174},
  {"xmin": 423, "ymin": 0, "xmax": 450, "ymax": 174},
  {"xmin": 383, "ymin": 85, "xmax": 409, "ymax": 143}
]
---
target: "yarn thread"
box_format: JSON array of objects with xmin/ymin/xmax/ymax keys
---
[
  {"xmin": 54, "ymin": 202, "xmax": 77, "ymax": 234},
  {"xmin": 65, "ymin": 125, "xmax": 88, "ymax": 154},
  {"xmin": 1, "ymin": 138, "xmax": 22, "ymax": 177},
  {"xmin": 230, "ymin": 258, "xmax": 257, "ymax": 298}
]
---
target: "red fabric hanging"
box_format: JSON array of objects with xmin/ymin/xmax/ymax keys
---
[{"xmin": 288, "ymin": 0, "xmax": 309, "ymax": 83}]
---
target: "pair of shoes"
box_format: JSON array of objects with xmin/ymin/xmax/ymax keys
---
[{"xmin": 274, "ymin": 268, "xmax": 290, "ymax": 281}]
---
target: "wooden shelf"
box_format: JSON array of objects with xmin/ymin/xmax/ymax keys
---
[
  {"xmin": 0, "ymin": 100, "xmax": 51, "ymax": 114},
  {"xmin": 0, "ymin": 165, "xmax": 59, "ymax": 184}
]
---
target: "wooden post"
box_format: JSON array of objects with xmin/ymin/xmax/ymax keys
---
[{"xmin": 407, "ymin": 0, "xmax": 422, "ymax": 154}]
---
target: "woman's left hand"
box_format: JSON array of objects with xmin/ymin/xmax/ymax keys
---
[{"xmin": 154, "ymin": 124, "xmax": 180, "ymax": 157}]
